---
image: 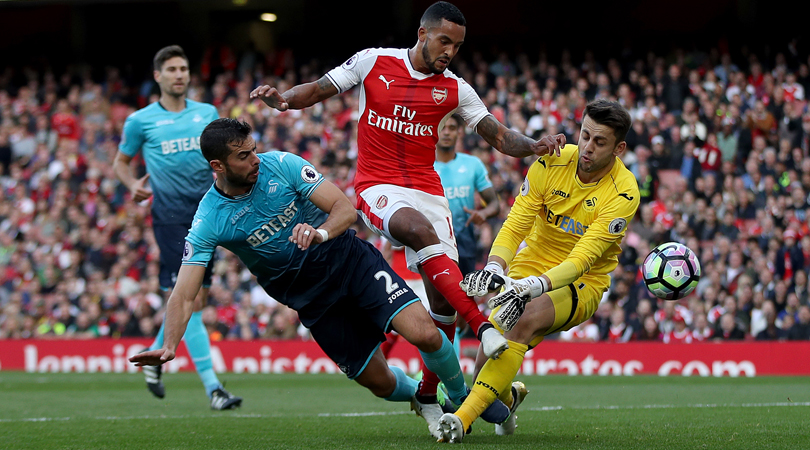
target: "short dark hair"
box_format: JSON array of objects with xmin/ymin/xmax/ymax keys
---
[
  {"xmin": 153, "ymin": 45, "xmax": 188, "ymax": 72},
  {"xmin": 421, "ymin": 1, "xmax": 466, "ymax": 28},
  {"xmin": 583, "ymin": 99, "xmax": 632, "ymax": 144},
  {"xmin": 200, "ymin": 118, "xmax": 252, "ymax": 162},
  {"xmin": 447, "ymin": 113, "xmax": 464, "ymax": 128}
]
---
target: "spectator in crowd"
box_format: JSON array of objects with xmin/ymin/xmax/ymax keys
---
[
  {"xmin": 691, "ymin": 312, "xmax": 714, "ymax": 341},
  {"xmin": 558, "ymin": 317, "xmax": 600, "ymax": 342},
  {"xmin": 787, "ymin": 305, "xmax": 810, "ymax": 340},
  {"xmin": 606, "ymin": 306, "xmax": 634, "ymax": 343},
  {"xmin": 636, "ymin": 316, "xmax": 662, "ymax": 341},
  {"xmin": 715, "ymin": 313, "xmax": 746, "ymax": 340},
  {"xmin": 662, "ymin": 312, "xmax": 693, "ymax": 343}
]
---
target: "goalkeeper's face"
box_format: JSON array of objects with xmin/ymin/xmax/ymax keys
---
[
  {"xmin": 576, "ymin": 115, "xmax": 626, "ymax": 177},
  {"xmin": 154, "ymin": 56, "xmax": 190, "ymax": 98},
  {"xmin": 222, "ymin": 136, "xmax": 260, "ymax": 188}
]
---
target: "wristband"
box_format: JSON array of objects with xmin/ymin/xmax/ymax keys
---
[
  {"xmin": 316, "ymin": 228, "xmax": 329, "ymax": 242},
  {"xmin": 485, "ymin": 261, "xmax": 504, "ymax": 276},
  {"xmin": 523, "ymin": 275, "xmax": 549, "ymax": 298}
]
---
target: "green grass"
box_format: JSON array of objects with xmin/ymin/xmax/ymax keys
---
[{"xmin": 0, "ymin": 373, "xmax": 807, "ymax": 449}]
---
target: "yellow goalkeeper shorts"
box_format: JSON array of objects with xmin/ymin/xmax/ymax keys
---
[{"xmin": 489, "ymin": 261, "xmax": 606, "ymax": 348}]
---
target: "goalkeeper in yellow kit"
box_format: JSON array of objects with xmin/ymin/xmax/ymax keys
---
[{"xmin": 437, "ymin": 99, "xmax": 640, "ymax": 442}]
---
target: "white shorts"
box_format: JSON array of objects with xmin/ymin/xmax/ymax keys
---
[{"xmin": 357, "ymin": 184, "xmax": 458, "ymax": 273}]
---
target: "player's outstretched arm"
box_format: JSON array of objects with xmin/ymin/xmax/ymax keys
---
[
  {"xmin": 250, "ymin": 76, "xmax": 339, "ymax": 111},
  {"xmin": 289, "ymin": 180, "xmax": 356, "ymax": 251},
  {"xmin": 129, "ymin": 264, "xmax": 205, "ymax": 367},
  {"xmin": 475, "ymin": 115, "xmax": 566, "ymax": 158}
]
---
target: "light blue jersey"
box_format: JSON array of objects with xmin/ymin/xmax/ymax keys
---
[
  {"xmin": 183, "ymin": 152, "xmax": 328, "ymax": 308},
  {"xmin": 119, "ymin": 99, "xmax": 218, "ymax": 225},
  {"xmin": 434, "ymin": 153, "xmax": 492, "ymax": 259}
]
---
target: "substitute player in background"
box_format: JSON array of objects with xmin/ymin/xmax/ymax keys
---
[
  {"xmin": 131, "ymin": 118, "xmax": 492, "ymax": 440},
  {"xmin": 250, "ymin": 1, "xmax": 563, "ymax": 432},
  {"xmin": 114, "ymin": 45, "xmax": 241, "ymax": 410},
  {"xmin": 434, "ymin": 113, "xmax": 500, "ymax": 280},
  {"xmin": 434, "ymin": 112, "xmax": 500, "ymax": 351},
  {"xmin": 439, "ymin": 99, "xmax": 640, "ymax": 442}
]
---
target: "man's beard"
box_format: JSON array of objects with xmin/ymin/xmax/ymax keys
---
[
  {"xmin": 224, "ymin": 164, "xmax": 256, "ymax": 188},
  {"xmin": 422, "ymin": 44, "xmax": 445, "ymax": 75}
]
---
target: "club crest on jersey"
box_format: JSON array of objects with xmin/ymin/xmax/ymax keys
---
[
  {"xmin": 182, "ymin": 241, "xmax": 194, "ymax": 261},
  {"xmin": 609, "ymin": 218, "xmax": 627, "ymax": 234},
  {"xmin": 301, "ymin": 166, "xmax": 319, "ymax": 183},
  {"xmin": 376, "ymin": 195, "xmax": 388, "ymax": 209},
  {"xmin": 267, "ymin": 181, "xmax": 278, "ymax": 194},
  {"xmin": 192, "ymin": 114, "xmax": 203, "ymax": 123},
  {"xmin": 432, "ymin": 87, "xmax": 448, "ymax": 105},
  {"xmin": 583, "ymin": 196, "xmax": 597, "ymax": 212}
]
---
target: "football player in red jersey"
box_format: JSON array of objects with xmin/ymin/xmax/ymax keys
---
[{"xmin": 251, "ymin": 1, "xmax": 564, "ymax": 435}]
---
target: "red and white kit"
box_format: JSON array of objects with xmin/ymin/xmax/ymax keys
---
[{"xmin": 326, "ymin": 48, "xmax": 489, "ymax": 270}]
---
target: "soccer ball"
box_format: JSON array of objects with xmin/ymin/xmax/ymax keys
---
[{"xmin": 642, "ymin": 242, "xmax": 701, "ymax": 300}]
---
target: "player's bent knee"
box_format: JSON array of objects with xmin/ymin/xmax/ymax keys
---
[{"xmin": 403, "ymin": 326, "xmax": 443, "ymax": 353}]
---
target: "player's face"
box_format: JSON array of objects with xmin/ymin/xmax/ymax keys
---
[
  {"xmin": 419, "ymin": 19, "xmax": 465, "ymax": 74},
  {"xmin": 154, "ymin": 56, "xmax": 190, "ymax": 98},
  {"xmin": 576, "ymin": 115, "xmax": 626, "ymax": 182},
  {"xmin": 223, "ymin": 136, "xmax": 260, "ymax": 187},
  {"xmin": 437, "ymin": 119, "xmax": 460, "ymax": 151}
]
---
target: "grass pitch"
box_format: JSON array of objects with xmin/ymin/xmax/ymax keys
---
[{"xmin": 0, "ymin": 372, "xmax": 807, "ymax": 449}]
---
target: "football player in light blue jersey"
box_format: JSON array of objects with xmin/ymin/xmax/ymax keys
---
[
  {"xmin": 114, "ymin": 45, "xmax": 241, "ymax": 410},
  {"xmin": 130, "ymin": 119, "xmax": 510, "ymax": 439}
]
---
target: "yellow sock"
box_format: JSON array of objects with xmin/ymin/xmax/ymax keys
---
[
  {"xmin": 499, "ymin": 387, "xmax": 514, "ymax": 409},
  {"xmin": 455, "ymin": 341, "xmax": 528, "ymax": 430}
]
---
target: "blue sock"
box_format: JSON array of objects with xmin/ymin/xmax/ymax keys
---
[
  {"xmin": 384, "ymin": 366, "xmax": 419, "ymax": 402},
  {"xmin": 148, "ymin": 322, "xmax": 165, "ymax": 351},
  {"xmin": 453, "ymin": 327, "xmax": 462, "ymax": 358},
  {"xmin": 184, "ymin": 311, "xmax": 222, "ymax": 397},
  {"xmin": 419, "ymin": 331, "xmax": 467, "ymax": 405}
]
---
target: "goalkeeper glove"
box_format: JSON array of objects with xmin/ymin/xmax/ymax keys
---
[
  {"xmin": 487, "ymin": 276, "xmax": 549, "ymax": 331},
  {"xmin": 459, "ymin": 261, "xmax": 507, "ymax": 297}
]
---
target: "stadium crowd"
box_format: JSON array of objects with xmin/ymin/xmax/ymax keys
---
[{"xmin": 1, "ymin": 41, "xmax": 810, "ymax": 343}]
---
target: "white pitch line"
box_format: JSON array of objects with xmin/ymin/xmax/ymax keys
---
[
  {"xmin": 2, "ymin": 403, "xmax": 807, "ymax": 424},
  {"xmin": 317, "ymin": 411, "xmax": 412, "ymax": 417},
  {"xmin": 527, "ymin": 402, "xmax": 810, "ymax": 412}
]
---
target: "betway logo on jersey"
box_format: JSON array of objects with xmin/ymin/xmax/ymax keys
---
[
  {"xmin": 246, "ymin": 201, "xmax": 299, "ymax": 247},
  {"xmin": 161, "ymin": 136, "xmax": 201, "ymax": 155},
  {"xmin": 366, "ymin": 104, "xmax": 434, "ymax": 137},
  {"xmin": 542, "ymin": 204, "xmax": 588, "ymax": 236}
]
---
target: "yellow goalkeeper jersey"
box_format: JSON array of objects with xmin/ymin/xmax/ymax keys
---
[{"xmin": 491, "ymin": 144, "xmax": 640, "ymax": 289}]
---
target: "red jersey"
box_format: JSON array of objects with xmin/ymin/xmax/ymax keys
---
[
  {"xmin": 326, "ymin": 48, "xmax": 490, "ymax": 197},
  {"xmin": 607, "ymin": 323, "xmax": 632, "ymax": 343},
  {"xmin": 662, "ymin": 328, "xmax": 693, "ymax": 344},
  {"xmin": 695, "ymin": 144, "xmax": 722, "ymax": 172},
  {"xmin": 691, "ymin": 327, "xmax": 713, "ymax": 342},
  {"xmin": 51, "ymin": 112, "xmax": 81, "ymax": 141}
]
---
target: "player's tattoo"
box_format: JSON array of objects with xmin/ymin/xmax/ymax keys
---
[
  {"xmin": 283, "ymin": 76, "xmax": 335, "ymax": 109},
  {"xmin": 476, "ymin": 116, "xmax": 535, "ymax": 158},
  {"xmin": 476, "ymin": 115, "xmax": 499, "ymax": 142},
  {"xmin": 316, "ymin": 76, "xmax": 333, "ymax": 91}
]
